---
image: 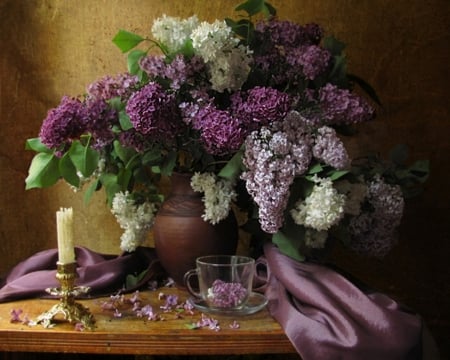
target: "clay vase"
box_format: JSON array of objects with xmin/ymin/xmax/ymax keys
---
[{"xmin": 153, "ymin": 172, "xmax": 239, "ymax": 286}]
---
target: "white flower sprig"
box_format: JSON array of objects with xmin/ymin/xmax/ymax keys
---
[
  {"xmin": 190, "ymin": 172, "xmax": 237, "ymax": 225},
  {"xmin": 290, "ymin": 175, "xmax": 346, "ymax": 234},
  {"xmin": 111, "ymin": 191, "xmax": 157, "ymax": 252}
]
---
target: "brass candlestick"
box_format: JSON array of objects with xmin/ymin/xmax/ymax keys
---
[{"xmin": 36, "ymin": 262, "xmax": 95, "ymax": 329}]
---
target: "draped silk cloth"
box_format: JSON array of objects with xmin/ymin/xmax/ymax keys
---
[
  {"xmin": 0, "ymin": 245, "xmax": 427, "ymax": 359},
  {"xmin": 257, "ymin": 243, "xmax": 424, "ymax": 360},
  {"xmin": 0, "ymin": 246, "xmax": 163, "ymax": 302}
]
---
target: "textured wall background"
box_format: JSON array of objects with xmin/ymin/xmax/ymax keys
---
[{"xmin": 0, "ymin": 0, "xmax": 449, "ymax": 354}]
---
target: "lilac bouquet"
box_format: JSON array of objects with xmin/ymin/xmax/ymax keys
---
[{"xmin": 25, "ymin": 0, "xmax": 427, "ymax": 258}]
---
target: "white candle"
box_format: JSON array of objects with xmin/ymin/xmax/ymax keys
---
[{"xmin": 56, "ymin": 207, "xmax": 75, "ymax": 264}]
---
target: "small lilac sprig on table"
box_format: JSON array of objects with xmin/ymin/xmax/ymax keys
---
[{"xmin": 207, "ymin": 279, "xmax": 248, "ymax": 308}]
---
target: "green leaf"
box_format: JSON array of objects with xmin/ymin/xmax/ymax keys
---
[
  {"xmin": 329, "ymin": 55, "xmax": 349, "ymax": 88},
  {"xmin": 112, "ymin": 30, "xmax": 144, "ymax": 53},
  {"xmin": 408, "ymin": 159, "xmax": 430, "ymax": 181},
  {"xmin": 117, "ymin": 167, "xmax": 133, "ymax": 190},
  {"xmin": 25, "ymin": 138, "xmax": 53, "ymax": 153},
  {"xmin": 99, "ymin": 173, "xmax": 122, "ymax": 206},
  {"xmin": 59, "ymin": 152, "xmax": 80, "ymax": 187},
  {"xmin": 235, "ymin": 0, "xmax": 265, "ymax": 16},
  {"xmin": 328, "ymin": 169, "xmax": 349, "ymax": 181},
  {"xmin": 225, "ymin": 18, "xmax": 254, "ymax": 39},
  {"xmin": 347, "ymin": 73, "xmax": 382, "ymax": 106},
  {"xmin": 262, "ymin": 1, "xmax": 277, "ymax": 16},
  {"xmin": 113, "ymin": 140, "xmax": 136, "ymax": 164},
  {"xmin": 159, "ymin": 150, "xmax": 177, "ymax": 177},
  {"xmin": 108, "ymin": 97, "xmax": 125, "ymax": 111},
  {"xmin": 323, "ymin": 36, "xmax": 346, "ymax": 56},
  {"xmin": 142, "ymin": 148, "xmax": 162, "ymax": 165},
  {"xmin": 119, "ymin": 111, "xmax": 133, "ymax": 131},
  {"xmin": 125, "ymin": 269, "xmax": 149, "ymax": 289},
  {"xmin": 178, "ymin": 39, "xmax": 195, "ymax": 58},
  {"xmin": 127, "ymin": 49, "xmax": 147, "ymax": 75},
  {"xmin": 272, "ymin": 229, "xmax": 305, "ymax": 262},
  {"xmin": 307, "ymin": 163, "xmax": 323, "ymax": 174},
  {"xmin": 389, "ymin": 144, "xmax": 409, "ymax": 166},
  {"xmin": 218, "ymin": 149, "xmax": 244, "ymax": 181},
  {"xmin": 68, "ymin": 140, "xmax": 100, "ymax": 178},
  {"xmin": 25, "ymin": 153, "xmax": 60, "ymax": 189},
  {"xmin": 84, "ymin": 178, "xmax": 101, "ymax": 205}
]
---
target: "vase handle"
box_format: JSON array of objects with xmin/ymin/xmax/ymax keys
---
[{"xmin": 183, "ymin": 269, "xmax": 201, "ymax": 299}]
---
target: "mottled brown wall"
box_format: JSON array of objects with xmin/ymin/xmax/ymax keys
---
[{"xmin": 0, "ymin": 0, "xmax": 449, "ymax": 346}]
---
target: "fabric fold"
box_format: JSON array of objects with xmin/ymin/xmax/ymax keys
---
[
  {"xmin": 0, "ymin": 246, "xmax": 162, "ymax": 302},
  {"xmin": 260, "ymin": 243, "xmax": 423, "ymax": 360}
]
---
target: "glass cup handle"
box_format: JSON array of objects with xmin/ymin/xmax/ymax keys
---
[{"xmin": 183, "ymin": 269, "xmax": 201, "ymax": 299}]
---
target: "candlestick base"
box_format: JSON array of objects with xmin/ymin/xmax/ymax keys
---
[{"xmin": 36, "ymin": 262, "xmax": 95, "ymax": 330}]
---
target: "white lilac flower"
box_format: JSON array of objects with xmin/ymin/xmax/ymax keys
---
[
  {"xmin": 290, "ymin": 176, "xmax": 345, "ymax": 231},
  {"xmin": 111, "ymin": 191, "xmax": 157, "ymax": 252},
  {"xmin": 190, "ymin": 20, "xmax": 251, "ymax": 92},
  {"xmin": 190, "ymin": 172, "xmax": 236, "ymax": 224},
  {"xmin": 151, "ymin": 14, "xmax": 199, "ymax": 53},
  {"xmin": 190, "ymin": 20, "xmax": 238, "ymax": 62},
  {"xmin": 335, "ymin": 179, "xmax": 367, "ymax": 216},
  {"xmin": 208, "ymin": 45, "xmax": 252, "ymax": 92}
]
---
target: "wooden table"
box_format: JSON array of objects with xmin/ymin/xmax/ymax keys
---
[{"xmin": 0, "ymin": 288, "xmax": 296, "ymax": 356}]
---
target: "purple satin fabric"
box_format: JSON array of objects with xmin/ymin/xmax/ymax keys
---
[
  {"xmin": 0, "ymin": 246, "xmax": 162, "ymax": 302},
  {"xmin": 257, "ymin": 243, "xmax": 423, "ymax": 360}
]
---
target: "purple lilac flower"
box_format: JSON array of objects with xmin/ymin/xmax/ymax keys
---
[
  {"xmin": 276, "ymin": 111, "xmax": 313, "ymax": 176},
  {"xmin": 208, "ymin": 279, "xmax": 248, "ymax": 308},
  {"xmin": 304, "ymin": 23, "xmax": 324, "ymax": 45},
  {"xmin": 84, "ymin": 99, "xmax": 117, "ymax": 149},
  {"xmin": 139, "ymin": 55, "xmax": 166, "ymax": 78},
  {"xmin": 113, "ymin": 308, "xmax": 122, "ymax": 318},
  {"xmin": 136, "ymin": 304, "xmax": 159, "ymax": 321},
  {"xmin": 286, "ymin": 45, "xmax": 331, "ymax": 80},
  {"xmin": 160, "ymin": 294, "xmax": 179, "ymax": 311},
  {"xmin": 118, "ymin": 130, "xmax": 151, "ymax": 152},
  {"xmin": 165, "ymin": 55, "xmax": 206, "ymax": 90},
  {"xmin": 39, "ymin": 96, "xmax": 89, "ymax": 151},
  {"xmin": 349, "ymin": 176, "xmax": 404, "ymax": 257},
  {"xmin": 193, "ymin": 314, "xmax": 221, "ymax": 331},
  {"xmin": 183, "ymin": 299, "xmax": 195, "ymax": 315},
  {"xmin": 255, "ymin": 20, "xmax": 323, "ymax": 48},
  {"xmin": 125, "ymin": 82, "xmax": 180, "ymax": 139},
  {"xmin": 229, "ymin": 320, "xmax": 240, "ymax": 329},
  {"xmin": 74, "ymin": 322, "xmax": 85, "ymax": 331},
  {"xmin": 87, "ymin": 73, "xmax": 139, "ymax": 101},
  {"xmin": 318, "ymin": 83, "xmax": 375, "ymax": 125},
  {"xmin": 140, "ymin": 54, "xmax": 206, "ymax": 91},
  {"xmin": 242, "ymin": 128, "xmax": 296, "ymax": 233},
  {"xmin": 10, "ymin": 309, "xmax": 23, "ymax": 323},
  {"xmin": 231, "ymin": 87, "xmax": 291, "ymax": 131},
  {"xmin": 242, "ymin": 111, "xmax": 315, "ymax": 233},
  {"xmin": 312, "ymin": 126, "xmax": 350, "ymax": 170},
  {"xmin": 188, "ymin": 103, "xmax": 245, "ymax": 156}
]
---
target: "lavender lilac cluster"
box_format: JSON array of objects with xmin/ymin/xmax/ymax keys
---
[
  {"xmin": 242, "ymin": 110, "xmax": 354, "ymax": 234},
  {"xmin": 253, "ymin": 20, "xmax": 329, "ymax": 86},
  {"xmin": 39, "ymin": 96, "xmax": 117, "ymax": 152},
  {"xmin": 207, "ymin": 279, "xmax": 248, "ymax": 308},
  {"xmin": 349, "ymin": 176, "xmax": 405, "ymax": 257},
  {"xmin": 125, "ymin": 82, "xmax": 180, "ymax": 140}
]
